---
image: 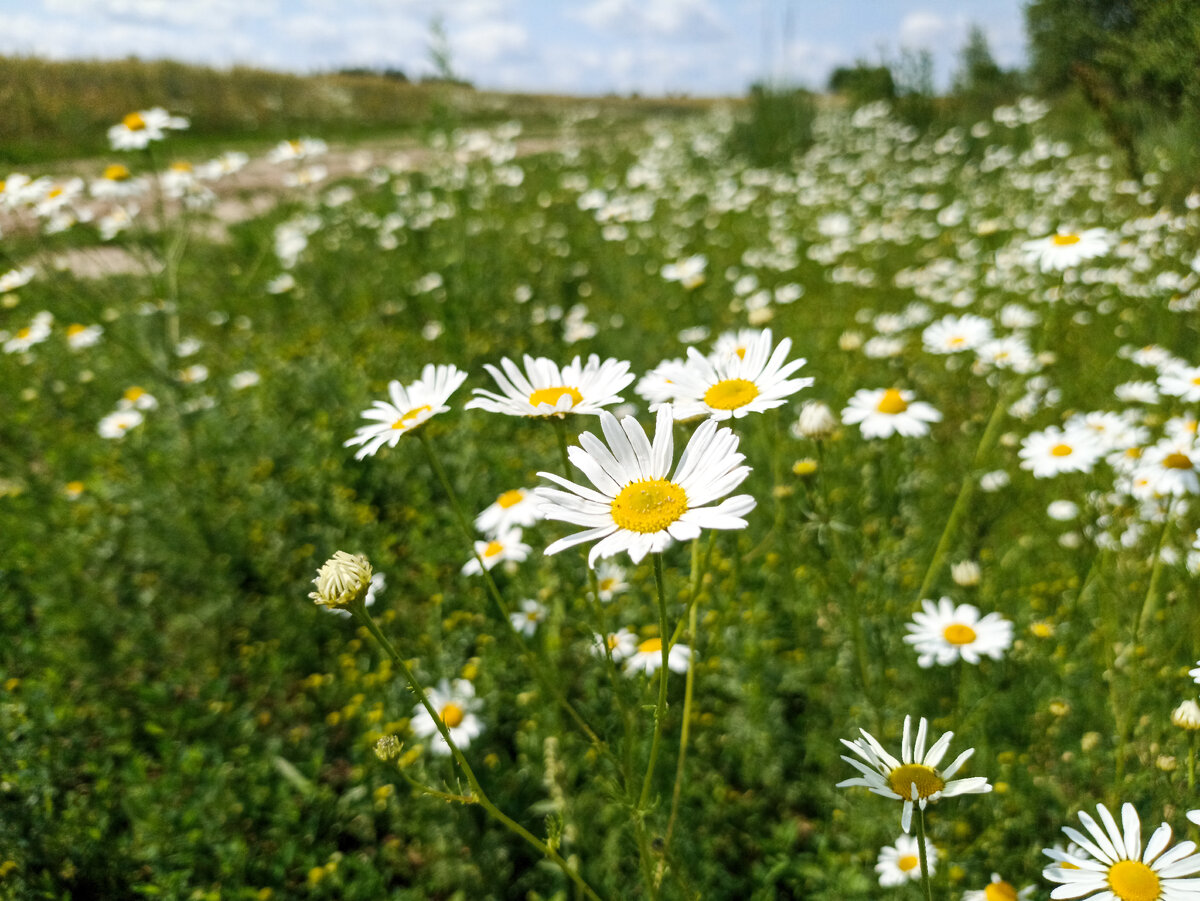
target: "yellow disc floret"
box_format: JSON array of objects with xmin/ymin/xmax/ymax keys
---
[
  {"xmin": 391, "ymin": 405, "xmax": 431, "ymax": 429},
  {"xmin": 898, "ymin": 855, "xmax": 919, "ymax": 873},
  {"xmin": 984, "ymin": 881, "xmax": 1018, "ymax": 901},
  {"xmin": 637, "ymin": 638, "xmax": 663, "ymax": 654},
  {"xmin": 942, "ymin": 623, "xmax": 977, "ymax": 646},
  {"xmin": 1050, "ymin": 444, "xmax": 1073, "ymax": 457},
  {"xmin": 876, "ymin": 389, "xmax": 909, "ymax": 415},
  {"xmin": 497, "ymin": 489, "xmax": 525, "ymax": 508},
  {"xmin": 887, "ymin": 763, "xmax": 946, "ymax": 800},
  {"xmin": 440, "ymin": 702, "xmax": 465, "ymax": 729},
  {"xmin": 610, "ymin": 479, "xmax": 688, "ymax": 533},
  {"xmin": 104, "ymin": 164, "xmax": 131, "ymax": 181},
  {"xmin": 483, "ymin": 540, "xmax": 504, "ymax": 558},
  {"xmin": 1053, "ymin": 234, "xmax": 1080, "ymax": 246},
  {"xmin": 529, "ymin": 385, "xmax": 583, "ymax": 409},
  {"xmin": 1163, "ymin": 452, "xmax": 1193, "ymax": 470},
  {"xmin": 1107, "ymin": 859, "xmax": 1160, "ymax": 901},
  {"xmin": 704, "ymin": 378, "xmax": 759, "ymax": 411},
  {"xmin": 123, "ymin": 112, "xmax": 146, "ymax": 131}
]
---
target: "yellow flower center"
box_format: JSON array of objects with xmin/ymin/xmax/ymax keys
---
[
  {"xmin": 606, "ymin": 634, "xmax": 622, "ymax": 650},
  {"xmin": 704, "ymin": 378, "xmax": 759, "ymax": 411},
  {"xmin": 47, "ymin": 187, "xmax": 64, "ymax": 199},
  {"xmin": 1107, "ymin": 859, "xmax": 1160, "ymax": 901},
  {"xmin": 104, "ymin": 164, "xmax": 130, "ymax": 181},
  {"xmin": 483, "ymin": 540, "xmax": 504, "ymax": 558},
  {"xmin": 497, "ymin": 489, "xmax": 525, "ymax": 508},
  {"xmin": 67, "ymin": 324, "xmax": 86, "ymax": 336},
  {"xmin": 65, "ymin": 480, "xmax": 84, "ymax": 495},
  {"xmin": 1163, "ymin": 452, "xmax": 1193, "ymax": 470},
  {"xmin": 887, "ymin": 763, "xmax": 946, "ymax": 800},
  {"xmin": 637, "ymin": 637, "xmax": 663, "ymax": 654},
  {"xmin": 440, "ymin": 702, "xmax": 465, "ymax": 729},
  {"xmin": 526, "ymin": 611, "xmax": 540, "ymax": 621},
  {"xmin": 1191, "ymin": 376, "xmax": 1200, "ymax": 386},
  {"xmin": 15, "ymin": 327, "xmax": 31, "ymax": 340},
  {"xmin": 1053, "ymin": 234, "xmax": 1080, "ymax": 246},
  {"xmin": 610, "ymin": 479, "xmax": 688, "ymax": 533},
  {"xmin": 391, "ymin": 405, "xmax": 431, "ymax": 429},
  {"xmin": 170, "ymin": 161, "xmax": 192, "ymax": 173},
  {"xmin": 876, "ymin": 389, "xmax": 909, "ymax": 415},
  {"xmin": 898, "ymin": 855, "xmax": 920, "ymax": 873},
  {"xmin": 735, "ymin": 347, "xmax": 747, "ymax": 359},
  {"xmin": 123, "ymin": 112, "xmax": 146, "ymax": 131},
  {"xmin": 529, "ymin": 385, "xmax": 583, "ymax": 409},
  {"xmin": 1050, "ymin": 443, "xmax": 1073, "ymax": 457},
  {"xmin": 942, "ymin": 623, "xmax": 977, "ymax": 646},
  {"xmin": 949, "ymin": 335, "xmax": 966, "ymax": 346},
  {"xmin": 600, "ymin": 578, "xmax": 617, "ymax": 591},
  {"xmin": 124, "ymin": 386, "xmax": 146, "ymax": 402},
  {"xmin": 985, "ymin": 882, "xmax": 1018, "ymax": 901}
]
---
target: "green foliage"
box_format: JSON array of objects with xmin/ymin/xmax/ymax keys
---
[
  {"xmin": 827, "ymin": 63, "xmax": 896, "ymax": 106},
  {"xmin": 727, "ymin": 83, "xmax": 816, "ymax": 166}
]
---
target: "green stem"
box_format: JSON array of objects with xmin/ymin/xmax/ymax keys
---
[
  {"xmin": 914, "ymin": 805, "xmax": 934, "ymax": 901},
  {"xmin": 351, "ymin": 603, "xmax": 603, "ymax": 901},
  {"xmin": 663, "ymin": 540, "xmax": 703, "ymax": 856},
  {"xmin": 639, "ymin": 556, "xmax": 671, "ymax": 811},
  {"xmin": 914, "ymin": 383, "xmax": 1010, "ymax": 603},
  {"xmin": 1189, "ymin": 736, "xmax": 1196, "ymax": 793},
  {"xmin": 1136, "ymin": 498, "xmax": 1174, "ymax": 639}
]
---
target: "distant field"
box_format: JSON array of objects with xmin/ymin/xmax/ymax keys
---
[{"xmin": 0, "ymin": 56, "xmax": 721, "ymax": 163}]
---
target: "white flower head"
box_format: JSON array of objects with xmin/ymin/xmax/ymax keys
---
[
  {"xmin": 903, "ymin": 598, "xmax": 1013, "ymax": 668},
  {"xmin": 1018, "ymin": 425, "xmax": 1105, "ymax": 478},
  {"xmin": 876, "ymin": 834, "xmax": 937, "ymax": 887},
  {"xmin": 592, "ymin": 627, "xmax": 638, "ymax": 661},
  {"xmin": 97, "ymin": 408, "xmax": 144, "ymax": 439},
  {"xmin": 841, "ymin": 388, "xmax": 942, "ymax": 439},
  {"xmin": 410, "ymin": 678, "xmax": 483, "ymax": 755},
  {"xmin": 475, "ymin": 487, "xmax": 543, "ymax": 537},
  {"xmin": 623, "ymin": 636, "xmax": 692, "ymax": 677},
  {"xmin": 538, "ymin": 405, "xmax": 756, "ymax": 567},
  {"xmin": 462, "ymin": 527, "xmax": 530, "ymax": 575},
  {"xmin": 922, "ymin": 314, "xmax": 993, "ymax": 354},
  {"xmin": 837, "ymin": 715, "xmax": 992, "ymax": 833},
  {"xmin": 962, "ymin": 873, "xmax": 1034, "ymax": 901},
  {"xmin": 1022, "ymin": 227, "xmax": 1111, "ymax": 271},
  {"xmin": 509, "ymin": 599, "xmax": 546, "ymax": 637},
  {"xmin": 344, "ymin": 364, "xmax": 468, "ymax": 459},
  {"xmin": 467, "ymin": 354, "xmax": 634, "ymax": 418}
]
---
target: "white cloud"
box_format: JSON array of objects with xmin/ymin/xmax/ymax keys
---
[
  {"xmin": 898, "ymin": 10, "xmax": 950, "ymax": 47},
  {"xmin": 576, "ymin": 0, "xmax": 727, "ymax": 39}
]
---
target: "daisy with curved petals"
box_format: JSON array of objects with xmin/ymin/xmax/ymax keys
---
[
  {"xmin": 1019, "ymin": 425, "xmax": 1105, "ymax": 478},
  {"xmin": 841, "ymin": 388, "xmax": 942, "ymax": 439},
  {"xmin": 475, "ymin": 487, "xmax": 543, "ymax": 536},
  {"xmin": 410, "ymin": 678, "xmax": 484, "ymax": 756},
  {"xmin": 1042, "ymin": 802, "xmax": 1200, "ymax": 901},
  {"xmin": 538, "ymin": 404, "xmax": 756, "ymax": 567},
  {"xmin": 466, "ymin": 353, "xmax": 633, "ymax": 418},
  {"xmin": 657, "ymin": 328, "xmax": 813, "ymax": 421},
  {"xmin": 903, "ymin": 598, "xmax": 1013, "ymax": 668},
  {"xmin": 344, "ymin": 364, "xmax": 467, "ymax": 460},
  {"xmin": 623, "ymin": 636, "xmax": 692, "ymax": 676},
  {"xmin": 1022, "ymin": 227, "xmax": 1110, "ymax": 272},
  {"xmin": 838, "ymin": 715, "xmax": 992, "ymax": 833},
  {"xmin": 963, "ymin": 873, "xmax": 1034, "ymax": 900}
]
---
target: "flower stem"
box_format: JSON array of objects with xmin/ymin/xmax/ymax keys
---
[
  {"xmin": 639, "ymin": 555, "xmax": 672, "ymax": 811},
  {"xmin": 351, "ymin": 602, "xmax": 603, "ymax": 901},
  {"xmin": 1136, "ymin": 498, "xmax": 1174, "ymax": 640},
  {"xmin": 914, "ymin": 805, "xmax": 934, "ymax": 901},
  {"xmin": 663, "ymin": 539, "xmax": 704, "ymax": 855}
]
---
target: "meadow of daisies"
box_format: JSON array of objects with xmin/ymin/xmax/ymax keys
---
[{"xmin": 2, "ymin": 95, "xmax": 1200, "ymax": 899}]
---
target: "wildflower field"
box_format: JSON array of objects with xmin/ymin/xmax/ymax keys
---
[{"xmin": 2, "ymin": 95, "xmax": 1200, "ymax": 900}]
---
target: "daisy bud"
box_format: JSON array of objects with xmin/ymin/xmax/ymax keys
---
[
  {"xmin": 951, "ymin": 560, "xmax": 982, "ymax": 587},
  {"xmin": 794, "ymin": 400, "xmax": 837, "ymax": 440},
  {"xmin": 309, "ymin": 551, "xmax": 373, "ymax": 610},
  {"xmin": 374, "ymin": 734, "xmax": 402, "ymax": 761},
  {"xmin": 1172, "ymin": 698, "xmax": 1200, "ymax": 730}
]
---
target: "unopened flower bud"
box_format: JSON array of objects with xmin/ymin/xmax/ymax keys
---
[
  {"xmin": 793, "ymin": 401, "xmax": 837, "ymax": 440},
  {"xmin": 375, "ymin": 734, "xmax": 402, "ymax": 761},
  {"xmin": 309, "ymin": 551, "xmax": 372, "ymax": 610},
  {"xmin": 951, "ymin": 560, "xmax": 981, "ymax": 587},
  {"xmin": 1172, "ymin": 698, "xmax": 1200, "ymax": 730}
]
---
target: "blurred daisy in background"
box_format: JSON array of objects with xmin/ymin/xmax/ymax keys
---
[
  {"xmin": 661, "ymin": 253, "xmax": 707, "ymax": 289},
  {"xmin": 922, "ymin": 313, "xmax": 993, "ymax": 354},
  {"xmin": 593, "ymin": 560, "xmax": 629, "ymax": 602},
  {"xmin": 538, "ymin": 405, "xmax": 755, "ymax": 566},
  {"xmin": 475, "ymin": 487, "xmax": 542, "ymax": 536},
  {"xmin": 344, "ymin": 364, "xmax": 467, "ymax": 459},
  {"xmin": 623, "ymin": 636, "xmax": 692, "ymax": 676},
  {"xmin": 838, "ymin": 715, "xmax": 991, "ymax": 833},
  {"xmin": 107, "ymin": 107, "xmax": 189, "ymax": 151},
  {"xmin": 467, "ymin": 354, "xmax": 634, "ymax": 418},
  {"xmin": 509, "ymin": 599, "xmax": 546, "ymax": 637},
  {"xmin": 98, "ymin": 409, "xmax": 144, "ymax": 439},
  {"xmin": 1190, "ymin": 659, "xmax": 1200, "ymax": 684},
  {"xmin": 1133, "ymin": 437, "xmax": 1200, "ymax": 497},
  {"xmin": 1042, "ymin": 802, "xmax": 1200, "ymax": 901},
  {"xmin": 903, "ymin": 598, "xmax": 1013, "ymax": 667},
  {"xmin": 659, "ymin": 329, "xmax": 813, "ymax": 421},
  {"xmin": 841, "ymin": 388, "xmax": 942, "ymax": 439},
  {"xmin": 1022, "ymin": 227, "xmax": 1110, "ymax": 271},
  {"xmin": 1019, "ymin": 425, "xmax": 1104, "ymax": 477},
  {"xmin": 462, "ymin": 527, "xmax": 530, "ymax": 575},
  {"xmin": 592, "ymin": 628, "xmax": 638, "ymax": 661},
  {"xmin": 962, "ymin": 873, "xmax": 1034, "ymax": 900},
  {"xmin": 875, "ymin": 834, "xmax": 936, "ymax": 887},
  {"xmin": 1157, "ymin": 363, "xmax": 1200, "ymax": 403},
  {"xmin": 410, "ymin": 679, "xmax": 483, "ymax": 755}
]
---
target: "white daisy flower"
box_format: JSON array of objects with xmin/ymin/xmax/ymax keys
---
[
  {"xmin": 537, "ymin": 405, "xmax": 756, "ymax": 567},
  {"xmin": 1189, "ymin": 811, "xmax": 1200, "ymax": 828},
  {"xmin": 98, "ymin": 409, "xmax": 144, "ymax": 439},
  {"xmin": 837, "ymin": 715, "xmax": 992, "ymax": 833},
  {"xmin": 230, "ymin": 371, "xmax": 261, "ymax": 390},
  {"xmin": 1173, "ymin": 700, "xmax": 1200, "ymax": 730},
  {"xmin": 1018, "ymin": 425, "xmax": 1105, "ymax": 478},
  {"xmin": 594, "ymin": 560, "xmax": 629, "ymax": 602},
  {"xmin": 1047, "ymin": 500, "xmax": 1079, "ymax": 521},
  {"xmin": 661, "ymin": 254, "xmax": 707, "ymax": 289},
  {"xmin": 962, "ymin": 873, "xmax": 1034, "ymax": 900},
  {"xmin": 3, "ymin": 312, "xmax": 53, "ymax": 354},
  {"xmin": 1066, "ymin": 410, "xmax": 1148, "ymax": 453},
  {"xmin": 876, "ymin": 834, "xmax": 937, "ymax": 887},
  {"xmin": 635, "ymin": 357, "xmax": 689, "ymax": 406},
  {"xmin": 1190, "ymin": 659, "xmax": 1200, "ymax": 684},
  {"xmin": 592, "ymin": 628, "xmax": 638, "ymax": 661},
  {"xmin": 623, "ymin": 636, "xmax": 692, "ymax": 677},
  {"xmin": 1042, "ymin": 802, "xmax": 1200, "ymax": 900},
  {"xmin": 1158, "ymin": 364, "xmax": 1200, "ymax": 404},
  {"xmin": 922, "ymin": 314, "xmax": 993, "ymax": 354},
  {"xmin": 107, "ymin": 108, "xmax": 189, "ymax": 151},
  {"xmin": 1132, "ymin": 437, "xmax": 1200, "ymax": 497},
  {"xmin": 509, "ymin": 599, "xmax": 546, "ymax": 637},
  {"xmin": 0, "ymin": 266, "xmax": 35, "ymax": 292},
  {"xmin": 466, "ymin": 354, "xmax": 634, "ymax": 418},
  {"xmin": 462, "ymin": 527, "xmax": 530, "ymax": 575},
  {"xmin": 711, "ymin": 327, "xmax": 766, "ymax": 362},
  {"xmin": 1164, "ymin": 415, "xmax": 1200, "ymax": 444},
  {"xmin": 658, "ymin": 329, "xmax": 813, "ymax": 421},
  {"xmin": 267, "ymin": 137, "xmax": 328, "ymax": 163},
  {"xmin": 410, "ymin": 678, "xmax": 484, "ymax": 755},
  {"xmin": 903, "ymin": 598, "xmax": 1013, "ymax": 668},
  {"xmin": 119, "ymin": 386, "xmax": 158, "ymax": 411},
  {"xmin": 841, "ymin": 388, "xmax": 942, "ymax": 439},
  {"xmin": 344, "ymin": 364, "xmax": 467, "ymax": 459},
  {"xmin": 1115, "ymin": 381, "xmax": 1161, "ymax": 405},
  {"xmin": 1021, "ymin": 227, "xmax": 1110, "ymax": 271},
  {"xmin": 475, "ymin": 487, "xmax": 543, "ymax": 537},
  {"xmin": 975, "ymin": 335, "xmax": 1038, "ymax": 373}
]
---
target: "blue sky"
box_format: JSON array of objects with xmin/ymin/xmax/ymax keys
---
[{"xmin": 0, "ymin": 0, "xmax": 1027, "ymax": 95}]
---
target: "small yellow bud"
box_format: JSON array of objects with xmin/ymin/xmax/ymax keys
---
[
  {"xmin": 374, "ymin": 734, "xmax": 402, "ymax": 761},
  {"xmin": 792, "ymin": 458, "xmax": 818, "ymax": 477}
]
